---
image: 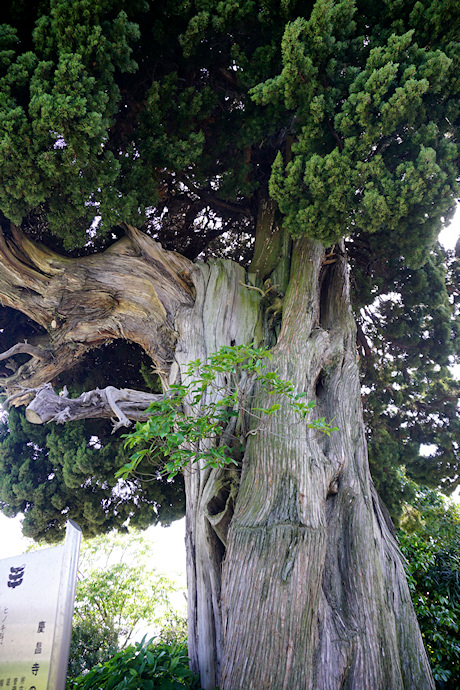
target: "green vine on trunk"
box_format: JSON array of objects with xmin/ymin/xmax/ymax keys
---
[{"xmin": 116, "ymin": 344, "xmax": 338, "ymax": 480}]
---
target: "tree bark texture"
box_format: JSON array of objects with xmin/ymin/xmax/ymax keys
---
[
  {"xmin": 171, "ymin": 258, "xmax": 262, "ymax": 689},
  {"xmin": 219, "ymin": 239, "xmax": 433, "ymax": 689},
  {"xmin": 0, "ymin": 223, "xmax": 434, "ymax": 690},
  {"xmin": 0, "ymin": 222, "xmax": 194, "ymax": 403}
]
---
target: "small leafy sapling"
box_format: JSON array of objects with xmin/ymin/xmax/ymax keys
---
[{"xmin": 116, "ymin": 344, "xmax": 338, "ymax": 480}]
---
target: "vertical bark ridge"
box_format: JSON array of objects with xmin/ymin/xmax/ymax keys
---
[
  {"xmin": 219, "ymin": 237, "xmax": 434, "ymax": 689},
  {"xmin": 222, "ymin": 526, "xmax": 327, "ymax": 690},
  {"xmin": 173, "ymin": 258, "xmax": 262, "ymax": 689}
]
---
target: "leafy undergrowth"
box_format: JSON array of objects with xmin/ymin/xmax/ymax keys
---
[{"xmin": 67, "ymin": 638, "xmax": 201, "ymax": 690}]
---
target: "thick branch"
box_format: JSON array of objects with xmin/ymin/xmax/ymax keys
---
[
  {"xmin": 0, "ymin": 342, "xmax": 51, "ymax": 363},
  {"xmin": 198, "ymin": 192, "xmax": 252, "ymax": 218},
  {"xmin": 24, "ymin": 384, "xmax": 162, "ymax": 430},
  {"xmin": 1, "ymin": 341, "xmax": 90, "ymax": 406},
  {"xmin": 0, "ymin": 222, "xmax": 196, "ymax": 401}
]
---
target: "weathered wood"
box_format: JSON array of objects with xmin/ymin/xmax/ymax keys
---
[
  {"xmin": 0, "ymin": 342, "xmax": 51, "ymax": 363},
  {"xmin": 218, "ymin": 238, "xmax": 434, "ymax": 689},
  {"xmin": 172, "ymin": 258, "xmax": 262, "ymax": 689},
  {"xmin": 24, "ymin": 384, "xmax": 162, "ymax": 430},
  {"xmin": 0, "ymin": 222, "xmax": 195, "ymax": 402}
]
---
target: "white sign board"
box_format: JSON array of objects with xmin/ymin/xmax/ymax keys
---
[{"xmin": 0, "ymin": 521, "xmax": 81, "ymax": 690}]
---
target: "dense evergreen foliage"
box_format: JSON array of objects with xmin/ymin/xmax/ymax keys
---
[
  {"xmin": 0, "ymin": 404, "xmax": 184, "ymax": 541},
  {"xmin": 0, "ymin": 338, "xmax": 184, "ymax": 541},
  {"xmin": 68, "ymin": 619, "xmax": 119, "ymax": 679},
  {"xmin": 361, "ymin": 245, "xmax": 460, "ymax": 520},
  {"xmin": 0, "ymin": 302, "xmax": 185, "ymax": 540},
  {"xmin": 1, "ymin": 0, "xmax": 459, "ymax": 259}
]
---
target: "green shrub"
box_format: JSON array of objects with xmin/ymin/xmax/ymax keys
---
[
  {"xmin": 67, "ymin": 638, "xmax": 201, "ymax": 690},
  {"xmin": 67, "ymin": 619, "xmax": 119, "ymax": 678},
  {"xmin": 158, "ymin": 610, "xmax": 188, "ymax": 647},
  {"xmin": 118, "ymin": 343, "xmax": 337, "ymax": 480}
]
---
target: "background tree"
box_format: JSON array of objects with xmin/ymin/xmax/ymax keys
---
[
  {"xmin": 359, "ymin": 246, "xmax": 460, "ymax": 521},
  {"xmin": 399, "ymin": 490, "xmax": 460, "ymax": 689},
  {"xmin": 68, "ymin": 531, "xmax": 185, "ymax": 677},
  {"xmin": 0, "ymin": 0, "xmax": 458, "ymax": 688},
  {"xmin": 68, "ymin": 619, "xmax": 119, "ymax": 679}
]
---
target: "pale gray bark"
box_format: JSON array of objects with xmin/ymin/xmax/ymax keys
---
[
  {"xmin": 172, "ymin": 258, "xmax": 262, "ymax": 689},
  {"xmin": 24, "ymin": 383, "xmax": 162, "ymax": 430},
  {"xmin": 218, "ymin": 238, "xmax": 433, "ymax": 689}
]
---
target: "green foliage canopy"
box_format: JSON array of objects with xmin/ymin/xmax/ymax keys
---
[
  {"xmin": 68, "ymin": 618, "xmax": 119, "ymax": 680},
  {"xmin": 360, "ymin": 247, "xmax": 460, "ymax": 519},
  {"xmin": 1, "ymin": 0, "xmax": 458, "ymax": 258}
]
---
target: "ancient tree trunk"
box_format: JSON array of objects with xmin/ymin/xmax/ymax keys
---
[
  {"xmin": 169, "ymin": 235, "xmax": 433, "ymax": 688},
  {"xmin": 0, "ymin": 223, "xmax": 434, "ymax": 689},
  {"xmin": 217, "ymin": 238, "xmax": 433, "ymax": 689}
]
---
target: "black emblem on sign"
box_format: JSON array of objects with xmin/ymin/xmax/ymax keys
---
[{"xmin": 7, "ymin": 565, "xmax": 25, "ymax": 589}]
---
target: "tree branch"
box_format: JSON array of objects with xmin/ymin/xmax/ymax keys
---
[
  {"xmin": 0, "ymin": 342, "xmax": 51, "ymax": 363},
  {"xmin": 24, "ymin": 384, "xmax": 162, "ymax": 430},
  {"xmin": 326, "ymin": 121, "xmax": 344, "ymax": 152},
  {"xmin": 0, "ymin": 222, "xmax": 196, "ymax": 403},
  {"xmin": 198, "ymin": 193, "xmax": 252, "ymax": 218},
  {"xmin": 356, "ymin": 319, "xmax": 373, "ymax": 359}
]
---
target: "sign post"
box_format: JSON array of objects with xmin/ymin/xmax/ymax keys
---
[{"xmin": 0, "ymin": 520, "xmax": 82, "ymax": 689}]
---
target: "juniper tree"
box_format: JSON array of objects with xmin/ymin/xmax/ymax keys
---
[{"xmin": 0, "ymin": 1, "xmax": 459, "ymax": 687}]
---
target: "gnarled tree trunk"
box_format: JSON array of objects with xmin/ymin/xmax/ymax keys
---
[
  {"xmin": 0, "ymin": 222, "xmax": 434, "ymax": 689},
  {"xmin": 218, "ymin": 238, "xmax": 432, "ymax": 689}
]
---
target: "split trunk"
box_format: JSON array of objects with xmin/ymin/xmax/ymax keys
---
[{"xmin": 174, "ymin": 236, "xmax": 434, "ymax": 690}]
